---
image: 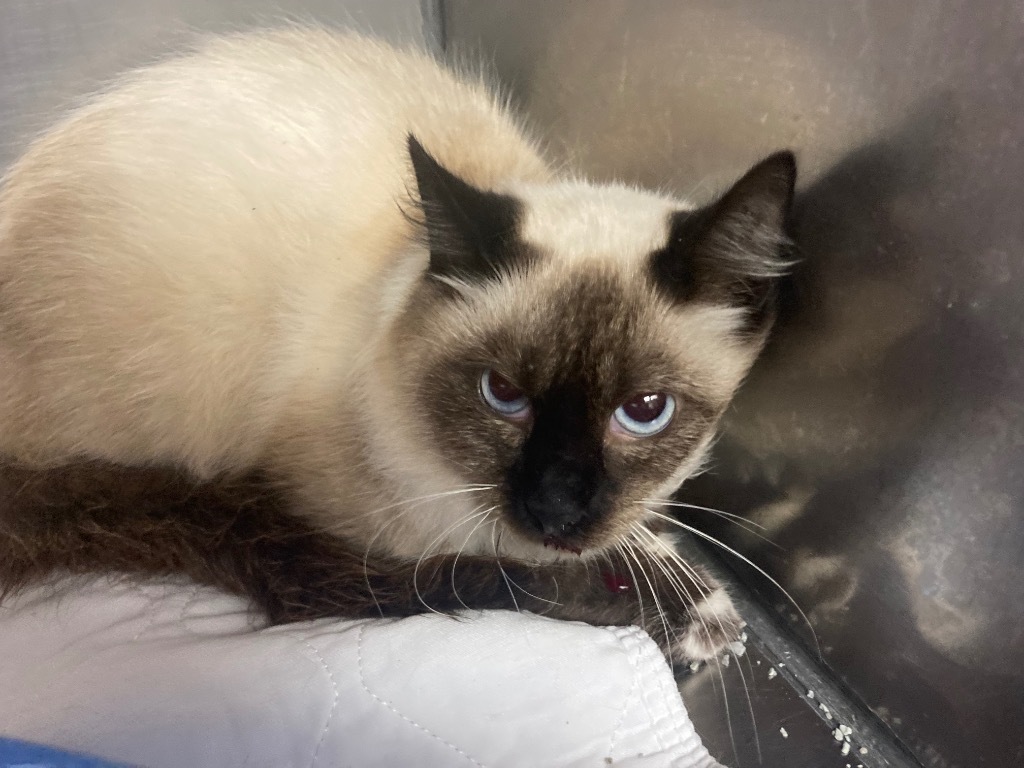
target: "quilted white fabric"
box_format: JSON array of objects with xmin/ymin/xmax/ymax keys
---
[{"xmin": 0, "ymin": 577, "xmax": 722, "ymax": 768}]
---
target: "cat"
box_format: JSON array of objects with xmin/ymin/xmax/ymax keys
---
[{"xmin": 0, "ymin": 26, "xmax": 795, "ymax": 664}]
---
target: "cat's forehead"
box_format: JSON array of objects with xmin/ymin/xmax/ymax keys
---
[
  {"xmin": 409, "ymin": 179, "xmax": 759, "ymax": 402},
  {"xmin": 447, "ymin": 263, "xmax": 755, "ymax": 404},
  {"xmin": 508, "ymin": 180, "xmax": 683, "ymax": 265}
]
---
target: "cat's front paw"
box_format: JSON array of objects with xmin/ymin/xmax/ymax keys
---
[
  {"xmin": 668, "ymin": 586, "xmax": 744, "ymax": 665},
  {"xmin": 635, "ymin": 570, "xmax": 745, "ymax": 665}
]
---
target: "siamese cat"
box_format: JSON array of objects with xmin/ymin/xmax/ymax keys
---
[{"xmin": 0, "ymin": 27, "xmax": 795, "ymax": 665}]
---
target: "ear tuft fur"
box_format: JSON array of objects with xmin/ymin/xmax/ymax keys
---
[{"xmin": 652, "ymin": 151, "xmax": 797, "ymax": 315}]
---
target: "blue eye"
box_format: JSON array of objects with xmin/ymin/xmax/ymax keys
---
[
  {"xmin": 480, "ymin": 369, "xmax": 531, "ymax": 419},
  {"xmin": 611, "ymin": 392, "xmax": 675, "ymax": 437}
]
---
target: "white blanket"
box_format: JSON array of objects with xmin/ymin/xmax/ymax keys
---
[{"xmin": 0, "ymin": 578, "xmax": 721, "ymax": 768}]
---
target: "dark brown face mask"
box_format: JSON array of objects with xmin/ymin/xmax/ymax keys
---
[{"xmin": 403, "ymin": 138, "xmax": 796, "ymax": 555}]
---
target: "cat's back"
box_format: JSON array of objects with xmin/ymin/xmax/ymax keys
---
[
  {"xmin": 0, "ymin": 27, "xmax": 548, "ymax": 473},
  {"xmin": 74, "ymin": 27, "xmax": 545, "ymax": 189},
  {"xmin": 2, "ymin": 28, "xmax": 545, "ymax": 252}
]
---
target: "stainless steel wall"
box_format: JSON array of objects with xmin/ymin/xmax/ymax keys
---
[
  {"xmin": 445, "ymin": 3, "xmax": 1024, "ymax": 767},
  {"xmin": 0, "ymin": 0, "xmax": 430, "ymax": 170}
]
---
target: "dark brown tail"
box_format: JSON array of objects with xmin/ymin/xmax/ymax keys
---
[
  {"xmin": 0, "ymin": 461, "xmax": 728, "ymax": 663},
  {"xmin": 0, "ymin": 461, "xmax": 544, "ymax": 622}
]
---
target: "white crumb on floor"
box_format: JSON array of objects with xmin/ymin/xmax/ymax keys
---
[
  {"xmin": 767, "ymin": 667, "xmax": 777, "ymax": 679},
  {"xmin": 779, "ymin": 727, "xmax": 788, "ymax": 739},
  {"xmin": 841, "ymin": 741, "xmax": 851, "ymax": 757}
]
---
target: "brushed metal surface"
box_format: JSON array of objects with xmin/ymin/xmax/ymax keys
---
[
  {"xmin": 0, "ymin": 0, "xmax": 427, "ymax": 169},
  {"xmin": 676, "ymin": 532, "xmax": 919, "ymax": 768},
  {"xmin": 446, "ymin": 3, "xmax": 1024, "ymax": 767}
]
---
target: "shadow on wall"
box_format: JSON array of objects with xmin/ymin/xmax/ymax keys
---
[
  {"xmin": 444, "ymin": 2, "xmax": 1024, "ymax": 762},
  {"xmin": 682, "ymin": 95, "xmax": 1024, "ymax": 768}
]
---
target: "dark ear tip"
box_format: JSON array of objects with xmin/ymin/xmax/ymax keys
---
[
  {"xmin": 756, "ymin": 149, "xmax": 798, "ymax": 188},
  {"xmin": 407, "ymin": 133, "xmax": 426, "ymax": 161},
  {"xmin": 765, "ymin": 149, "xmax": 797, "ymax": 168}
]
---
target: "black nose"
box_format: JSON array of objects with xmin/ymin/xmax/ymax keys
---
[
  {"xmin": 506, "ymin": 383, "xmax": 609, "ymax": 540},
  {"xmin": 513, "ymin": 458, "xmax": 600, "ymax": 537}
]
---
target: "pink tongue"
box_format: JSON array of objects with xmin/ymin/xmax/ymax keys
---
[{"xmin": 602, "ymin": 571, "xmax": 633, "ymax": 594}]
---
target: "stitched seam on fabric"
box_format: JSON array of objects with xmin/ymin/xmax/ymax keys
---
[
  {"xmin": 664, "ymin": 693, "xmax": 713, "ymax": 764},
  {"xmin": 606, "ymin": 627, "xmax": 644, "ymax": 758},
  {"xmin": 653, "ymin": 630, "xmax": 710, "ymax": 759},
  {"xmin": 356, "ymin": 623, "xmax": 487, "ymax": 767},
  {"xmin": 609, "ymin": 625, "xmax": 712, "ymax": 762},
  {"xmin": 631, "ymin": 626, "xmax": 670, "ymax": 754},
  {"xmin": 305, "ymin": 640, "xmax": 341, "ymax": 768},
  {"xmin": 635, "ymin": 626, "xmax": 712, "ymax": 763},
  {"xmin": 642, "ymin": 636, "xmax": 685, "ymax": 752}
]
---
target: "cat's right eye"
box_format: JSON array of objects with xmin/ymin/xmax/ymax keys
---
[{"xmin": 480, "ymin": 369, "xmax": 531, "ymax": 420}]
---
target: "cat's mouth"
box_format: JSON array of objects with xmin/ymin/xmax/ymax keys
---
[
  {"xmin": 504, "ymin": 504, "xmax": 597, "ymax": 558},
  {"xmin": 500, "ymin": 511, "xmax": 613, "ymax": 561},
  {"xmin": 542, "ymin": 534, "xmax": 584, "ymax": 556}
]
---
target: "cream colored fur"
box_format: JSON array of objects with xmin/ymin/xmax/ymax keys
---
[{"xmin": 0, "ymin": 27, "xmax": 756, "ymax": 563}]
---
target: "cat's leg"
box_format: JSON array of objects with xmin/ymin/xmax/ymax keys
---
[
  {"xmin": 483, "ymin": 543, "xmax": 745, "ymax": 666},
  {"xmin": 401, "ymin": 541, "xmax": 744, "ymax": 665},
  {"xmin": 279, "ymin": 543, "xmax": 744, "ymax": 665},
  {"xmin": 619, "ymin": 530, "xmax": 745, "ymax": 665}
]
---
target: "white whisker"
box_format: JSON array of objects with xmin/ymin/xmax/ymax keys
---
[
  {"xmin": 413, "ymin": 507, "xmax": 491, "ymax": 616},
  {"xmin": 613, "ymin": 542, "xmax": 646, "ymax": 626},
  {"xmin": 362, "ymin": 504, "xmax": 422, "ymax": 617},
  {"xmin": 319, "ymin": 483, "xmax": 495, "ymax": 536},
  {"xmin": 630, "ymin": 528, "xmax": 712, "ymax": 662},
  {"xmin": 710, "ymin": 654, "xmax": 741, "ymax": 765},
  {"xmin": 644, "ymin": 508, "xmax": 821, "ymax": 658},
  {"xmin": 630, "ymin": 524, "xmax": 720, "ymax": 667},
  {"xmin": 642, "ymin": 497, "xmax": 770, "ymax": 531},
  {"xmin": 641, "ymin": 497, "xmax": 779, "ymax": 550},
  {"xmin": 631, "ymin": 524, "xmax": 713, "ymax": 604},
  {"xmin": 317, "ymin": 484, "xmax": 496, "ymax": 534},
  {"xmin": 354, "ymin": 484, "xmax": 495, "ymax": 521},
  {"xmin": 490, "ymin": 522, "xmax": 521, "ymax": 614},
  {"xmin": 450, "ymin": 507, "xmax": 497, "ymax": 610},
  {"xmin": 733, "ymin": 642, "xmax": 762, "ymax": 766},
  {"xmin": 507, "ymin": 570, "xmax": 563, "ymax": 607},
  {"xmin": 622, "ymin": 538, "xmax": 672, "ymax": 652},
  {"xmin": 630, "ymin": 522, "xmax": 738, "ymax": 760},
  {"xmin": 358, "ymin": 486, "xmax": 495, "ymax": 614}
]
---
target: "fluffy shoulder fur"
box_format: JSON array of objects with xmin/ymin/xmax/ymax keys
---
[{"xmin": 0, "ymin": 28, "xmax": 548, "ymax": 474}]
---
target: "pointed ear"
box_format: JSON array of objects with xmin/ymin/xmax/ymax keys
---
[
  {"xmin": 652, "ymin": 151, "xmax": 797, "ymax": 315},
  {"xmin": 407, "ymin": 135, "xmax": 526, "ymax": 283}
]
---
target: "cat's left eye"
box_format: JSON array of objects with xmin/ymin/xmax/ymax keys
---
[{"xmin": 611, "ymin": 392, "xmax": 675, "ymax": 437}]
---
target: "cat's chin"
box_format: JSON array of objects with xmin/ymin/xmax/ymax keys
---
[{"xmin": 494, "ymin": 528, "xmax": 610, "ymax": 564}]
